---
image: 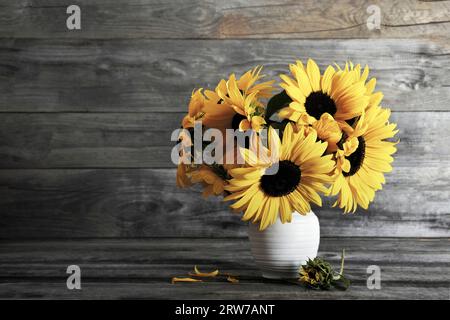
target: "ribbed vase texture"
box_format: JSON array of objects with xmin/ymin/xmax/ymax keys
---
[{"xmin": 248, "ymin": 211, "xmax": 320, "ymax": 279}]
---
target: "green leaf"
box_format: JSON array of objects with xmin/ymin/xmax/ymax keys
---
[
  {"xmin": 333, "ymin": 275, "xmax": 350, "ymax": 291},
  {"xmin": 265, "ymin": 90, "xmax": 292, "ymax": 122}
]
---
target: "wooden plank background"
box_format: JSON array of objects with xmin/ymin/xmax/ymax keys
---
[
  {"xmin": 0, "ymin": 0, "xmax": 449, "ymax": 240},
  {"xmin": 1, "ymin": 39, "xmax": 449, "ymax": 112},
  {"xmin": 0, "ymin": 0, "xmax": 449, "ymax": 40}
]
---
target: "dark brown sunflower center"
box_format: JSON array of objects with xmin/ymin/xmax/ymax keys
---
[
  {"xmin": 343, "ymin": 136, "xmax": 366, "ymax": 177},
  {"xmin": 260, "ymin": 160, "xmax": 301, "ymax": 197},
  {"xmin": 231, "ymin": 113, "xmax": 247, "ymax": 130},
  {"xmin": 305, "ymin": 91, "xmax": 337, "ymax": 120}
]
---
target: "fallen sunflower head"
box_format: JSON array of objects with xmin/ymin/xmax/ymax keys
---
[{"xmin": 299, "ymin": 250, "xmax": 350, "ymax": 290}]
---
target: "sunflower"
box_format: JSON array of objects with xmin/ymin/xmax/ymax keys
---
[
  {"xmin": 305, "ymin": 113, "xmax": 342, "ymax": 153},
  {"xmin": 279, "ymin": 59, "xmax": 371, "ymax": 128},
  {"xmin": 176, "ymin": 164, "xmax": 193, "ymax": 188},
  {"xmin": 177, "ymin": 88, "xmax": 209, "ymax": 169},
  {"xmin": 328, "ymin": 105, "xmax": 398, "ymax": 213},
  {"xmin": 224, "ymin": 123, "xmax": 335, "ymax": 230},
  {"xmin": 202, "ymin": 67, "xmax": 274, "ymax": 132},
  {"xmin": 182, "ymin": 88, "xmax": 205, "ymax": 129},
  {"xmin": 337, "ymin": 62, "xmax": 384, "ymax": 112},
  {"xmin": 191, "ymin": 164, "xmax": 234, "ymax": 197}
]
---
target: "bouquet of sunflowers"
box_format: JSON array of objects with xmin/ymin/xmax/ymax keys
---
[{"xmin": 175, "ymin": 59, "xmax": 398, "ymax": 231}]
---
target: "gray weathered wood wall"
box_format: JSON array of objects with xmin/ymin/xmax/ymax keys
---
[{"xmin": 1, "ymin": 0, "xmax": 449, "ymax": 239}]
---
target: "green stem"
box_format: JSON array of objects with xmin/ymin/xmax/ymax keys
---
[{"xmin": 339, "ymin": 249, "xmax": 345, "ymax": 275}]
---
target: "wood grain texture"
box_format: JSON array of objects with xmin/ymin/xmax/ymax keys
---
[
  {"xmin": 0, "ymin": 112, "xmax": 182, "ymax": 168},
  {"xmin": 1, "ymin": 165, "xmax": 449, "ymax": 238},
  {"xmin": 0, "ymin": 38, "xmax": 449, "ymax": 112},
  {"xmin": 0, "ymin": 112, "xmax": 447, "ymax": 168},
  {"xmin": 0, "ymin": 0, "xmax": 448, "ymax": 301},
  {"xmin": 0, "ymin": 238, "xmax": 448, "ymax": 299},
  {"xmin": 0, "ymin": 0, "xmax": 449, "ymax": 40}
]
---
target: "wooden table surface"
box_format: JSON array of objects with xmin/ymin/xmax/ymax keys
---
[{"xmin": 1, "ymin": 238, "xmax": 448, "ymax": 299}]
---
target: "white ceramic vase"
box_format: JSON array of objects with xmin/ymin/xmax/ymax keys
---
[{"xmin": 248, "ymin": 211, "xmax": 320, "ymax": 279}]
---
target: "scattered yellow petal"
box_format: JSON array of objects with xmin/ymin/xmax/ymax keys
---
[
  {"xmin": 227, "ymin": 276, "xmax": 239, "ymax": 284},
  {"xmin": 171, "ymin": 277, "xmax": 203, "ymax": 284},
  {"xmin": 189, "ymin": 265, "xmax": 219, "ymax": 277}
]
